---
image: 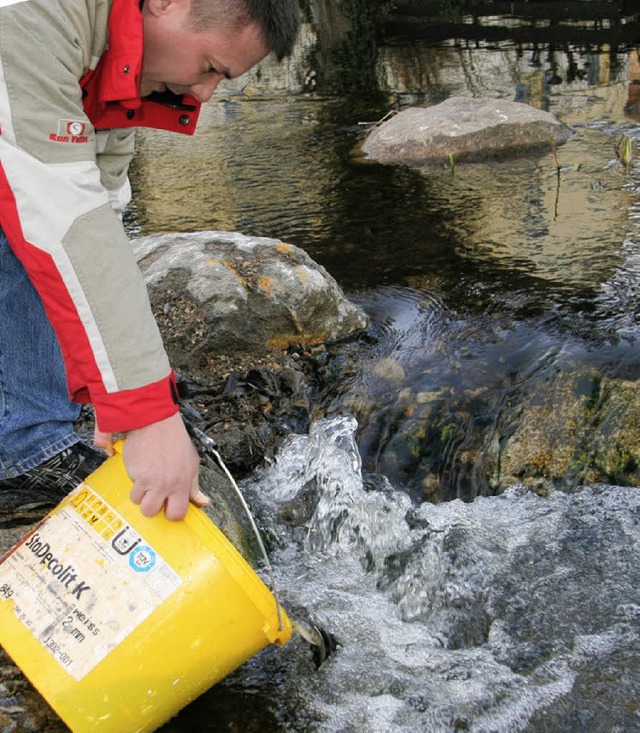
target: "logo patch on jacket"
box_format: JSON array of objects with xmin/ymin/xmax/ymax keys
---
[{"xmin": 49, "ymin": 119, "xmax": 90, "ymax": 144}]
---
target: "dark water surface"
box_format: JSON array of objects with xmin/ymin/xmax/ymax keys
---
[{"xmin": 128, "ymin": 86, "xmax": 637, "ymax": 297}]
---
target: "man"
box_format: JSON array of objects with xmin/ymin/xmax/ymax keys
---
[{"xmin": 0, "ymin": 0, "xmax": 300, "ymax": 520}]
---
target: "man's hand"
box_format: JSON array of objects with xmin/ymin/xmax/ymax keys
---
[{"xmin": 94, "ymin": 413, "xmax": 209, "ymax": 520}]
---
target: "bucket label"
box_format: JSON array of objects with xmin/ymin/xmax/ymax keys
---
[{"xmin": 0, "ymin": 484, "xmax": 182, "ymax": 680}]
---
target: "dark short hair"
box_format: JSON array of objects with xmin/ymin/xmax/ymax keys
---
[{"xmin": 187, "ymin": 0, "xmax": 300, "ymax": 61}]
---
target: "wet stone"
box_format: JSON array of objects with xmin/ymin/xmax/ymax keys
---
[
  {"xmin": 361, "ymin": 96, "xmax": 573, "ymax": 166},
  {"xmin": 134, "ymin": 231, "xmax": 369, "ymax": 357}
]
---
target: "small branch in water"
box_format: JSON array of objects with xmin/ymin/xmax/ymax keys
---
[
  {"xmin": 550, "ymin": 138, "xmax": 562, "ymax": 222},
  {"xmin": 550, "ymin": 138, "xmax": 561, "ymax": 170},
  {"xmin": 358, "ymin": 109, "xmax": 398, "ymax": 129}
]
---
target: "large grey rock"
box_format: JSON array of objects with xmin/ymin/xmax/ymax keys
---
[
  {"xmin": 361, "ymin": 96, "xmax": 573, "ymax": 166},
  {"xmin": 133, "ymin": 231, "xmax": 368, "ymax": 355}
]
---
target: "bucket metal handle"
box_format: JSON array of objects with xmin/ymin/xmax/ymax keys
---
[{"xmin": 191, "ymin": 426, "xmax": 285, "ymax": 633}]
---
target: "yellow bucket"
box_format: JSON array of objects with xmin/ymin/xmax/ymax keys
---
[{"xmin": 0, "ymin": 441, "xmax": 291, "ymax": 732}]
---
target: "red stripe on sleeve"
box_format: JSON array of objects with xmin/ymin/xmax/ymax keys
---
[{"xmin": 0, "ymin": 163, "xmax": 179, "ymax": 432}]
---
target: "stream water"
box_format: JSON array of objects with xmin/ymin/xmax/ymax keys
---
[
  {"xmin": 162, "ymin": 417, "xmax": 640, "ymax": 732},
  {"xmin": 135, "ymin": 3, "xmax": 640, "ymax": 731}
]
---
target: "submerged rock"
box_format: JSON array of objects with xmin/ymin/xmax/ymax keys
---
[
  {"xmin": 327, "ymin": 349, "xmax": 640, "ymax": 501},
  {"xmin": 360, "ymin": 97, "xmax": 573, "ymax": 166},
  {"xmin": 133, "ymin": 231, "xmax": 368, "ymax": 356}
]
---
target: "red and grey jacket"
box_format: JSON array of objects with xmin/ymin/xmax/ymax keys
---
[{"xmin": 0, "ymin": 0, "xmax": 201, "ymax": 433}]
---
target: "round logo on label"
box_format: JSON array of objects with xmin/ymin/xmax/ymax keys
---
[
  {"xmin": 66, "ymin": 121, "xmax": 86, "ymax": 136},
  {"xmin": 129, "ymin": 545, "xmax": 156, "ymax": 573}
]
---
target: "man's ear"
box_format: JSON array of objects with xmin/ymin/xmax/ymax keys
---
[{"xmin": 144, "ymin": 0, "xmax": 185, "ymax": 19}]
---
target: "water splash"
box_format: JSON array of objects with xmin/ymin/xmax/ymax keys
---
[{"xmin": 238, "ymin": 417, "xmax": 640, "ymax": 732}]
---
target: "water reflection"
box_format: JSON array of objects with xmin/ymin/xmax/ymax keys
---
[
  {"xmin": 377, "ymin": 43, "xmax": 632, "ymax": 122},
  {"xmin": 129, "ymin": 98, "xmax": 350, "ymax": 246},
  {"xmin": 127, "ymin": 41, "xmax": 640, "ymax": 295}
]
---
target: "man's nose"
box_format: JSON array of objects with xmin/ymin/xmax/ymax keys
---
[{"xmin": 189, "ymin": 76, "xmax": 222, "ymax": 103}]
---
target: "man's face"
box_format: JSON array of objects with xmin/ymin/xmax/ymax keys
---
[{"xmin": 141, "ymin": 0, "xmax": 268, "ymax": 102}]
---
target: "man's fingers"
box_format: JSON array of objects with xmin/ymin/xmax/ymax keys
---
[
  {"xmin": 129, "ymin": 482, "xmax": 164, "ymax": 517},
  {"xmin": 93, "ymin": 427, "xmax": 114, "ymax": 455},
  {"xmin": 129, "ymin": 481, "xmax": 149, "ymax": 509},
  {"xmin": 190, "ymin": 489, "xmax": 210, "ymax": 508},
  {"xmin": 190, "ymin": 489, "xmax": 211, "ymax": 509},
  {"xmin": 163, "ymin": 492, "xmax": 190, "ymax": 521},
  {"xmin": 129, "ymin": 480, "xmax": 207, "ymax": 520},
  {"xmin": 129, "ymin": 483, "xmax": 168, "ymax": 518},
  {"xmin": 122, "ymin": 413, "xmax": 201, "ymax": 521},
  {"xmin": 190, "ymin": 472, "xmax": 209, "ymax": 508}
]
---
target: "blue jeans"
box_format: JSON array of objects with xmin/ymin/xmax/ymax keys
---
[{"xmin": 0, "ymin": 229, "xmax": 81, "ymax": 479}]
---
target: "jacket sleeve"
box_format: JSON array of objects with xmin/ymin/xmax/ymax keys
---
[
  {"xmin": 96, "ymin": 129, "xmax": 136, "ymax": 220},
  {"xmin": 0, "ymin": 0, "xmax": 178, "ymax": 432}
]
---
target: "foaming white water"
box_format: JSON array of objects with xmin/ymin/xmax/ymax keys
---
[{"xmin": 241, "ymin": 417, "xmax": 640, "ymax": 733}]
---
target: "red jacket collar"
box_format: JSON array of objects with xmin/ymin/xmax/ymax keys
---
[{"xmin": 81, "ymin": 0, "xmax": 201, "ymax": 134}]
